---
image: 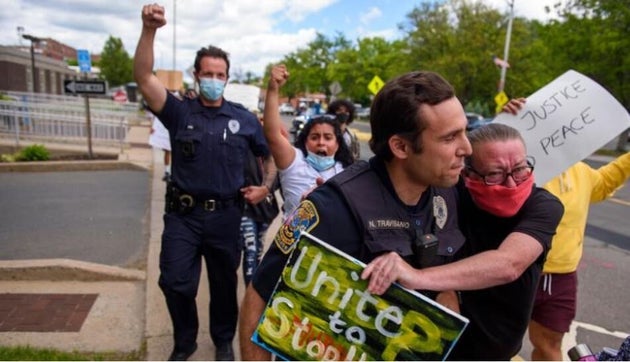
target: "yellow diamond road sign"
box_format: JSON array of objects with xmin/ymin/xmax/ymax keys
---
[
  {"xmin": 494, "ymin": 91, "xmax": 508, "ymax": 107},
  {"xmin": 368, "ymin": 75, "xmax": 385, "ymax": 95},
  {"xmin": 494, "ymin": 91, "xmax": 509, "ymax": 114}
]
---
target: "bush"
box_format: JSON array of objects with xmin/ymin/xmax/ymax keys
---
[
  {"xmin": 0, "ymin": 153, "xmax": 16, "ymax": 162},
  {"xmin": 15, "ymin": 144, "xmax": 50, "ymax": 161}
]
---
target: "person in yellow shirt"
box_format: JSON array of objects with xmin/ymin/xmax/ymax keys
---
[
  {"xmin": 503, "ymin": 98, "xmax": 630, "ymax": 360},
  {"xmin": 529, "ymin": 154, "xmax": 630, "ymax": 360}
]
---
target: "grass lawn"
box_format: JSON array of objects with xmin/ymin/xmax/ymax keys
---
[{"xmin": 0, "ymin": 345, "xmax": 143, "ymax": 361}]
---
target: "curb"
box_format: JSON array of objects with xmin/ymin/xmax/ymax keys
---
[
  {"xmin": 0, "ymin": 160, "xmax": 148, "ymax": 173},
  {"xmin": 0, "ymin": 259, "xmax": 146, "ymax": 282},
  {"xmin": 350, "ymin": 127, "xmax": 371, "ymax": 142}
]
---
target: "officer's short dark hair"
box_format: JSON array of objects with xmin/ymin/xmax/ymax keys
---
[
  {"xmin": 194, "ymin": 45, "xmax": 230, "ymax": 77},
  {"xmin": 326, "ymin": 99, "xmax": 356, "ymax": 125},
  {"xmin": 369, "ymin": 71, "xmax": 455, "ymax": 161},
  {"xmin": 295, "ymin": 115, "xmax": 355, "ymax": 167}
]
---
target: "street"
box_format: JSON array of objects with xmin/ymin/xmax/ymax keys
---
[{"xmin": 0, "ymin": 169, "xmax": 150, "ymax": 268}]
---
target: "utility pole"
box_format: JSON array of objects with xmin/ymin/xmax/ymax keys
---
[
  {"xmin": 173, "ymin": 0, "xmax": 176, "ymax": 72},
  {"xmin": 498, "ymin": 0, "xmax": 515, "ymax": 93},
  {"xmin": 22, "ymin": 34, "xmax": 41, "ymax": 93}
]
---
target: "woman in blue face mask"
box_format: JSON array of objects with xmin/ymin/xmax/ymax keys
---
[{"xmin": 262, "ymin": 65, "xmax": 355, "ymax": 217}]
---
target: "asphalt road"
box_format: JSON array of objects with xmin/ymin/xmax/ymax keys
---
[{"xmin": 0, "ymin": 169, "xmax": 150, "ymax": 268}]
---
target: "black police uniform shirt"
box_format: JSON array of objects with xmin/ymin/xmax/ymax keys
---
[
  {"xmin": 156, "ymin": 92, "xmax": 269, "ymax": 199},
  {"xmin": 448, "ymin": 179, "xmax": 563, "ymax": 361},
  {"xmin": 251, "ymin": 157, "xmax": 464, "ymax": 303}
]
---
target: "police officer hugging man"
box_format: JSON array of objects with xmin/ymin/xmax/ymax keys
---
[{"xmin": 134, "ymin": 4, "xmax": 273, "ymax": 361}]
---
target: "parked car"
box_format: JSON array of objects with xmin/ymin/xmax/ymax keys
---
[
  {"xmin": 356, "ymin": 107, "xmax": 370, "ymax": 120},
  {"xmin": 279, "ymin": 102, "xmax": 296, "ymax": 115},
  {"xmin": 466, "ymin": 112, "xmax": 491, "ymax": 131}
]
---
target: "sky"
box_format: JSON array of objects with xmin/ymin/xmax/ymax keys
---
[{"xmin": 0, "ymin": 0, "xmax": 563, "ymax": 83}]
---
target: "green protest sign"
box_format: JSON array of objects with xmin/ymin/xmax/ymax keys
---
[{"xmin": 252, "ymin": 232, "xmax": 468, "ymax": 361}]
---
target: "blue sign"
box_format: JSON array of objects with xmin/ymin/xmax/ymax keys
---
[{"xmin": 77, "ymin": 49, "xmax": 91, "ymax": 73}]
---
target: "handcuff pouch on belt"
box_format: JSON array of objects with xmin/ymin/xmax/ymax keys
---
[
  {"xmin": 165, "ymin": 184, "xmax": 243, "ymax": 214},
  {"xmin": 165, "ymin": 184, "xmax": 195, "ymax": 214}
]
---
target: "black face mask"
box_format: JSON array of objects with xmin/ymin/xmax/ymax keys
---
[{"xmin": 336, "ymin": 113, "xmax": 349, "ymax": 123}]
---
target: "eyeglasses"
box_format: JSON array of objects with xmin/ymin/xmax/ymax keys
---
[{"xmin": 466, "ymin": 162, "xmax": 534, "ymax": 186}]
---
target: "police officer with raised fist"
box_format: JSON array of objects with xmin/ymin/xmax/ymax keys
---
[{"xmin": 134, "ymin": 3, "xmax": 272, "ymax": 361}]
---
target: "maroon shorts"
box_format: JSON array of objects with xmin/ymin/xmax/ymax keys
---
[{"xmin": 531, "ymin": 272, "xmax": 577, "ymax": 333}]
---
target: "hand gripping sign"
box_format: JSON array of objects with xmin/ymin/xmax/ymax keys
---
[
  {"xmin": 494, "ymin": 69, "xmax": 630, "ymax": 185},
  {"xmin": 252, "ymin": 232, "xmax": 469, "ymax": 361}
]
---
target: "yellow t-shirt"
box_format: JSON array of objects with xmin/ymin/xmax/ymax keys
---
[{"xmin": 542, "ymin": 152, "xmax": 630, "ymax": 273}]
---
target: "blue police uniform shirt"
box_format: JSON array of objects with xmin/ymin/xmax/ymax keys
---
[
  {"xmin": 157, "ymin": 92, "xmax": 269, "ymax": 199},
  {"xmin": 251, "ymin": 180, "xmax": 360, "ymax": 301},
  {"xmin": 251, "ymin": 157, "xmax": 454, "ymax": 302}
]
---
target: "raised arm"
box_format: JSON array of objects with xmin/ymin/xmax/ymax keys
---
[
  {"xmin": 263, "ymin": 65, "xmax": 296, "ymax": 169},
  {"xmin": 133, "ymin": 4, "xmax": 168, "ymax": 113}
]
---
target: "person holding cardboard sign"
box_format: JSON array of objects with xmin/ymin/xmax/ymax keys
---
[
  {"xmin": 240, "ymin": 70, "xmax": 472, "ymax": 360},
  {"xmin": 505, "ymin": 98, "xmax": 630, "ymax": 361}
]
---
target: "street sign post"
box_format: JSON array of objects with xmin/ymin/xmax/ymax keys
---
[
  {"xmin": 63, "ymin": 78, "xmax": 106, "ymax": 159},
  {"xmin": 329, "ymin": 81, "xmax": 342, "ymax": 96},
  {"xmin": 64, "ymin": 80, "xmax": 106, "ymax": 95}
]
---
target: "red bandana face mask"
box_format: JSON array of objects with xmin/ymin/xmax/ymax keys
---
[{"xmin": 464, "ymin": 175, "xmax": 534, "ymax": 217}]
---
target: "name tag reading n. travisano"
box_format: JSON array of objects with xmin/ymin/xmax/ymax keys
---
[{"xmin": 252, "ymin": 231, "xmax": 469, "ymax": 361}]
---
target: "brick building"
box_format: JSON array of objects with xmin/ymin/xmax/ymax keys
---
[
  {"xmin": 0, "ymin": 35, "xmax": 103, "ymax": 95},
  {"xmin": 0, "ymin": 46, "xmax": 78, "ymax": 94}
]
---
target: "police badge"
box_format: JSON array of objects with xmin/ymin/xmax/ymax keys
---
[
  {"xmin": 228, "ymin": 119, "xmax": 240, "ymax": 134},
  {"xmin": 433, "ymin": 195, "xmax": 447, "ymax": 229}
]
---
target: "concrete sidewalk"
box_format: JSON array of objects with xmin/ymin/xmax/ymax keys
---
[
  {"xmin": 0, "ymin": 123, "xmax": 280, "ymax": 360},
  {"xmin": 0, "ymin": 124, "xmax": 155, "ymax": 358}
]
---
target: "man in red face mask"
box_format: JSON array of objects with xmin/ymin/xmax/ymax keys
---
[{"xmin": 363, "ymin": 123, "xmax": 564, "ymax": 360}]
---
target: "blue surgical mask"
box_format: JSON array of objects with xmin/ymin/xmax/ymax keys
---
[
  {"xmin": 199, "ymin": 78, "xmax": 225, "ymax": 101},
  {"xmin": 305, "ymin": 151, "xmax": 335, "ymax": 172}
]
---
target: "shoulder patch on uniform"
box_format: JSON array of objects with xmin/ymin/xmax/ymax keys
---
[
  {"xmin": 433, "ymin": 195, "xmax": 447, "ymax": 229},
  {"xmin": 273, "ymin": 200, "xmax": 320, "ymax": 254}
]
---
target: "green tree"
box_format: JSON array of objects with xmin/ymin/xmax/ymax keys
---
[
  {"xmin": 401, "ymin": 0, "xmax": 553, "ymax": 115},
  {"xmin": 269, "ymin": 32, "xmax": 352, "ymax": 100},
  {"xmin": 542, "ymin": 0, "xmax": 630, "ymax": 149},
  {"xmin": 327, "ymin": 37, "xmax": 409, "ymax": 106},
  {"xmin": 99, "ymin": 36, "xmax": 133, "ymax": 87}
]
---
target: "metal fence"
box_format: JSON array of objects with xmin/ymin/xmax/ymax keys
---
[{"xmin": 0, "ymin": 91, "xmax": 140, "ymax": 149}]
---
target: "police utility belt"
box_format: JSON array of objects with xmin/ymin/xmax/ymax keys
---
[{"xmin": 166, "ymin": 184, "xmax": 240, "ymax": 214}]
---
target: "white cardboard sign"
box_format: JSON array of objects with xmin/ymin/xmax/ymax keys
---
[{"xmin": 494, "ymin": 69, "xmax": 630, "ymax": 185}]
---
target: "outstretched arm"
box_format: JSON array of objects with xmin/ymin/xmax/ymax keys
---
[
  {"xmin": 239, "ymin": 284, "xmax": 272, "ymax": 360},
  {"xmin": 591, "ymin": 151, "xmax": 630, "ymax": 201},
  {"xmin": 133, "ymin": 4, "xmax": 168, "ymax": 114},
  {"xmin": 263, "ymin": 65, "xmax": 296, "ymax": 170},
  {"xmin": 362, "ymin": 231, "xmax": 543, "ymax": 294}
]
